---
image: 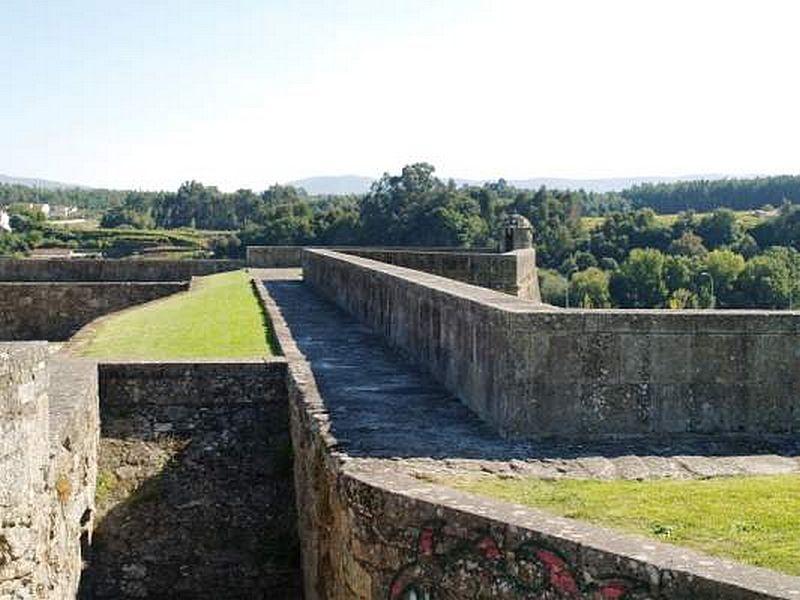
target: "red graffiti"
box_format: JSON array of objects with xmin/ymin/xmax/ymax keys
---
[
  {"xmin": 599, "ymin": 581, "xmax": 633, "ymax": 599},
  {"xmin": 388, "ymin": 525, "xmax": 653, "ymax": 600},
  {"xmin": 419, "ymin": 528, "xmax": 434, "ymax": 556},
  {"xmin": 536, "ymin": 549, "xmax": 579, "ymax": 595},
  {"xmin": 476, "ymin": 535, "xmax": 501, "ymax": 560}
]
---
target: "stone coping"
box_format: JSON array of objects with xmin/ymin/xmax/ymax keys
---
[
  {"xmin": 97, "ymin": 358, "xmax": 285, "ymax": 365},
  {"xmin": 337, "ymin": 246, "xmax": 512, "ymax": 258},
  {"xmin": 0, "ymin": 280, "xmax": 188, "ymax": 285},
  {"xmin": 0, "ymin": 257, "xmax": 244, "ymax": 282},
  {"xmin": 253, "ymin": 274, "xmax": 800, "ymax": 599},
  {"xmin": 346, "ymin": 466, "xmax": 800, "ymax": 599},
  {"xmin": 47, "ymin": 354, "xmax": 98, "ymax": 448}
]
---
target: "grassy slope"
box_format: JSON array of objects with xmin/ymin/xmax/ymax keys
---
[
  {"xmin": 581, "ymin": 210, "xmax": 763, "ymax": 231},
  {"xmin": 445, "ymin": 475, "xmax": 800, "ymax": 576},
  {"xmin": 80, "ymin": 270, "xmax": 274, "ymax": 359}
]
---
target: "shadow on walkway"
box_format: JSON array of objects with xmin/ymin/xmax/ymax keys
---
[{"xmin": 265, "ymin": 280, "xmax": 800, "ymax": 474}]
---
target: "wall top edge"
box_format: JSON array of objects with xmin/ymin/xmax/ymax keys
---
[
  {"xmin": 307, "ymin": 248, "xmax": 800, "ymax": 319},
  {"xmin": 97, "ymin": 357, "xmax": 287, "ymax": 366}
]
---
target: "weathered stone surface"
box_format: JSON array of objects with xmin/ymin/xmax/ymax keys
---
[
  {"xmin": 255, "ymin": 273, "xmax": 800, "ymax": 600},
  {"xmin": 247, "ymin": 245, "xmax": 306, "ymax": 268},
  {"xmin": 304, "ymin": 249, "xmax": 800, "ymax": 439},
  {"xmin": 82, "ymin": 360, "xmax": 302, "ymax": 600},
  {"xmin": 0, "ymin": 343, "xmax": 97, "ymax": 600},
  {"xmin": 0, "ymin": 282, "xmax": 189, "ymax": 341},
  {"xmin": 0, "ymin": 258, "xmax": 243, "ymax": 282},
  {"xmin": 246, "ymin": 245, "xmax": 542, "ymax": 300},
  {"xmin": 341, "ymin": 248, "xmax": 541, "ymax": 301}
]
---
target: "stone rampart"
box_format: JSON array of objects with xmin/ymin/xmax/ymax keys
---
[
  {"xmin": 0, "ymin": 258, "xmax": 243, "ymax": 281},
  {"xmin": 254, "ymin": 278, "xmax": 800, "ymax": 600},
  {"xmin": 246, "ymin": 245, "xmax": 306, "ymax": 268},
  {"xmin": 341, "ymin": 247, "xmax": 541, "ymax": 300},
  {"xmin": 86, "ymin": 360, "xmax": 302, "ymax": 599},
  {"xmin": 0, "ymin": 343, "xmax": 98, "ymax": 600},
  {"xmin": 304, "ymin": 249, "xmax": 800, "ymax": 440},
  {"xmin": 0, "ymin": 281, "xmax": 189, "ymax": 341},
  {"xmin": 246, "ymin": 245, "xmax": 541, "ymax": 299}
]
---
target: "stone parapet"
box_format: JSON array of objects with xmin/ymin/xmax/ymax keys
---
[
  {"xmin": 303, "ymin": 249, "xmax": 800, "ymax": 439},
  {"xmin": 246, "ymin": 245, "xmax": 306, "ymax": 268},
  {"xmin": 253, "ymin": 276, "xmax": 800, "ymax": 600},
  {"xmin": 0, "ymin": 258, "xmax": 243, "ymax": 282},
  {"xmin": 341, "ymin": 247, "xmax": 541, "ymax": 301},
  {"xmin": 246, "ymin": 245, "xmax": 541, "ymax": 300},
  {"xmin": 0, "ymin": 282, "xmax": 189, "ymax": 341}
]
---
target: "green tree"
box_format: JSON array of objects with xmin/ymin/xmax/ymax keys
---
[
  {"xmin": 538, "ymin": 269, "xmax": 568, "ymax": 307},
  {"xmin": 610, "ymin": 248, "xmax": 668, "ymax": 308},
  {"xmin": 735, "ymin": 253, "xmax": 793, "ymax": 308},
  {"xmin": 702, "ymin": 249, "xmax": 745, "ymax": 307},
  {"xmin": 569, "ymin": 267, "xmax": 611, "ymax": 308},
  {"xmin": 668, "ymin": 231, "xmax": 707, "ymax": 257},
  {"xmin": 663, "ymin": 254, "xmax": 696, "ymax": 293},
  {"xmin": 696, "ymin": 208, "xmax": 742, "ymax": 249},
  {"xmin": 360, "ymin": 164, "xmax": 487, "ymax": 247}
]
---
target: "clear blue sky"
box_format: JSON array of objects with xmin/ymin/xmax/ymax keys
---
[{"xmin": 2, "ymin": 0, "xmax": 799, "ymax": 191}]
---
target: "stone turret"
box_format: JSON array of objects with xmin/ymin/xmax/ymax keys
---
[
  {"xmin": 496, "ymin": 214, "xmax": 540, "ymax": 302},
  {"xmin": 500, "ymin": 213, "xmax": 533, "ymax": 253}
]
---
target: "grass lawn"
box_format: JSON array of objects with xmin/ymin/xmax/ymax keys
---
[
  {"xmin": 79, "ymin": 270, "xmax": 275, "ymax": 359},
  {"xmin": 443, "ymin": 475, "xmax": 800, "ymax": 576}
]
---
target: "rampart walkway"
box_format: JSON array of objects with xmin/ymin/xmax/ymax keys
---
[{"xmin": 263, "ymin": 272, "xmax": 800, "ymax": 480}]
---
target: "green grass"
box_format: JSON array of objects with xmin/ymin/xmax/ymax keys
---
[
  {"xmin": 80, "ymin": 270, "xmax": 275, "ymax": 359},
  {"xmin": 444, "ymin": 475, "xmax": 800, "ymax": 576}
]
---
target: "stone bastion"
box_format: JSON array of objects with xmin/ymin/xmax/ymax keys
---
[
  {"xmin": 1, "ymin": 252, "xmax": 798, "ymax": 599},
  {"xmin": 304, "ymin": 248, "xmax": 800, "ymax": 440}
]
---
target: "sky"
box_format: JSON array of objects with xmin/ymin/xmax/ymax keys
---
[{"xmin": 1, "ymin": 0, "xmax": 800, "ymax": 191}]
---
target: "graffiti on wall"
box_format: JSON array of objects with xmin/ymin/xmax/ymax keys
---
[{"xmin": 389, "ymin": 524, "xmax": 655, "ymax": 600}]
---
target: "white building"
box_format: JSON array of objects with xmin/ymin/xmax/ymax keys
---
[
  {"xmin": 0, "ymin": 209, "xmax": 11, "ymax": 232},
  {"xmin": 50, "ymin": 205, "xmax": 78, "ymax": 219}
]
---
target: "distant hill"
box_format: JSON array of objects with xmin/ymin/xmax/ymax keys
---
[
  {"xmin": 2, "ymin": 171, "xmax": 765, "ymax": 196},
  {"xmin": 287, "ymin": 173, "xmax": 751, "ymax": 196},
  {"xmin": 452, "ymin": 175, "xmax": 742, "ymax": 193},
  {"xmin": 0, "ymin": 174, "xmax": 88, "ymax": 190},
  {"xmin": 288, "ymin": 175, "xmax": 375, "ymax": 195}
]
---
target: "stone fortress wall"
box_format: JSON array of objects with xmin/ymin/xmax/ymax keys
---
[
  {"xmin": 246, "ymin": 245, "xmax": 540, "ymax": 300},
  {"xmin": 341, "ymin": 247, "xmax": 540, "ymax": 300},
  {"xmin": 0, "ymin": 257, "xmax": 243, "ymax": 281},
  {"xmin": 0, "ymin": 258, "xmax": 243, "ymax": 341},
  {"xmin": 0, "ymin": 282, "xmax": 190, "ymax": 341},
  {"xmin": 254, "ymin": 277, "xmax": 800, "ymax": 600},
  {"xmin": 1, "ymin": 252, "xmax": 799, "ymax": 599},
  {"xmin": 246, "ymin": 245, "xmax": 306, "ymax": 268},
  {"xmin": 0, "ymin": 343, "xmax": 98, "ymax": 600},
  {"xmin": 83, "ymin": 360, "xmax": 301, "ymax": 599},
  {"xmin": 304, "ymin": 248, "xmax": 800, "ymax": 439}
]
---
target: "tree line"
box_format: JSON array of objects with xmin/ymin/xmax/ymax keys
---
[
  {"xmin": 3, "ymin": 163, "xmax": 800, "ymax": 309},
  {"xmin": 4, "ymin": 171, "xmax": 799, "ymax": 221},
  {"xmin": 622, "ymin": 175, "xmax": 800, "ymax": 213}
]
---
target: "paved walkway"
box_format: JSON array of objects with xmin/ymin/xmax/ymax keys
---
[{"xmin": 263, "ymin": 275, "xmax": 800, "ymax": 480}]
